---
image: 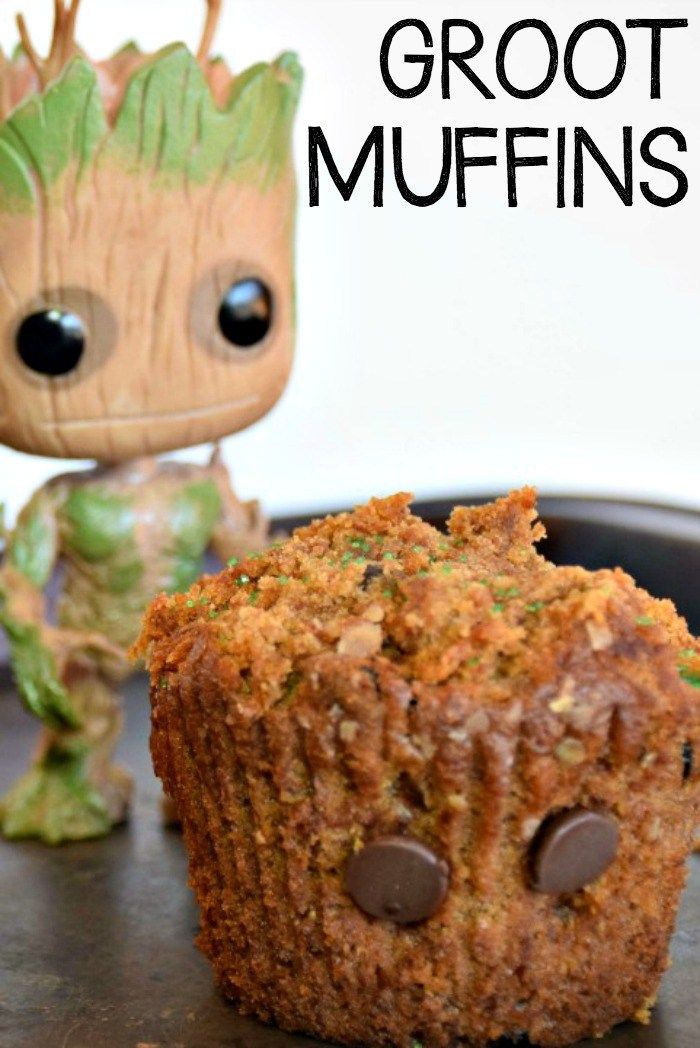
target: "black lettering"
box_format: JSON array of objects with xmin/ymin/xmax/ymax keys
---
[
  {"xmin": 441, "ymin": 20, "xmax": 495, "ymax": 99},
  {"xmin": 380, "ymin": 19, "xmax": 434, "ymax": 99},
  {"xmin": 496, "ymin": 20, "xmax": 558, "ymax": 99},
  {"xmin": 557, "ymin": 127, "xmax": 566, "ymax": 208},
  {"xmin": 506, "ymin": 128, "xmax": 549, "ymax": 207},
  {"xmin": 393, "ymin": 127, "xmax": 452, "ymax": 206},
  {"xmin": 626, "ymin": 19, "xmax": 688, "ymax": 99},
  {"xmin": 454, "ymin": 128, "xmax": 498, "ymax": 206},
  {"xmin": 309, "ymin": 126, "xmax": 384, "ymax": 207},
  {"xmin": 640, "ymin": 127, "xmax": 688, "ymax": 206},
  {"xmin": 564, "ymin": 20, "xmax": 626, "ymax": 99},
  {"xmin": 574, "ymin": 127, "xmax": 633, "ymax": 207}
]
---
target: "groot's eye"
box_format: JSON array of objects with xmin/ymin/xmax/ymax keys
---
[
  {"xmin": 16, "ymin": 309, "xmax": 86, "ymax": 376},
  {"xmin": 218, "ymin": 279, "xmax": 272, "ymax": 348},
  {"xmin": 345, "ymin": 835, "xmax": 449, "ymax": 924},
  {"xmin": 529, "ymin": 808, "xmax": 619, "ymax": 895}
]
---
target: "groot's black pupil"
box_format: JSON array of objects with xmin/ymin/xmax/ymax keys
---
[
  {"xmin": 16, "ymin": 309, "xmax": 86, "ymax": 376},
  {"xmin": 218, "ymin": 279, "xmax": 272, "ymax": 348}
]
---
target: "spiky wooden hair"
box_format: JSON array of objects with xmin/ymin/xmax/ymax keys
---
[
  {"xmin": 0, "ymin": 0, "xmax": 302, "ymax": 214},
  {"xmin": 15, "ymin": 0, "xmax": 223, "ymax": 84}
]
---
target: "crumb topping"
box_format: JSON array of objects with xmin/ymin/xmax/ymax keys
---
[{"xmin": 137, "ymin": 489, "xmax": 699, "ymax": 708}]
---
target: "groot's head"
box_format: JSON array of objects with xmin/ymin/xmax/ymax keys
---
[{"xmin": 0, "ymin": 1, "xmax": 302, "ymax": 461}]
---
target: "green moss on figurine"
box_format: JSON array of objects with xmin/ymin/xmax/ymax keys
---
[{"xmin": 0, "ymin": 0, "xmax": 302, "ymax": 843}]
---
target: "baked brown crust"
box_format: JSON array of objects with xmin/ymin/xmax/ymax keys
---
[{"xmin": 138, "ymin": 490, "xmax": 700, "ymax": 1047}]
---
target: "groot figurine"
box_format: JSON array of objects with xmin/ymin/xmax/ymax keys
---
[{"xmin": 0, "ymin": 0, "xmax": 302, "ymax": 843}]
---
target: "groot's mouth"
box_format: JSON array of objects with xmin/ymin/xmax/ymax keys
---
[{"xmin": 37, "ymin": 395, "xmax": 260, "ymax": 431}]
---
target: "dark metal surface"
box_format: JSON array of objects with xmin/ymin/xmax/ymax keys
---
[{"xmin": 0, "ymin": 677, "xmax": 698, "ymax": 1048}]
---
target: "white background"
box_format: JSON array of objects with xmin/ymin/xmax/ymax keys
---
[{"xmin": 0, "ymin": 1, "xmax": 697, "ymax": 520}]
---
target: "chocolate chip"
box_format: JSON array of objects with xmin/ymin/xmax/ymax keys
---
[
  {"xmin": 361, "ymin": 563, "xmax": 384, "ymax": 589},
  {"xmin": 345, "ymin": 836, "xmax": 449, "ymax": 924},
  {"xmin": 529, "ymin": 808, "xmax": 619, "ymax": 895},
  {"xmin": 682, "ymin": 741, "xmax": 694, "ymax": 782}
]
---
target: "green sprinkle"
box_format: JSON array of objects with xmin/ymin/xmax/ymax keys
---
[
  {"xmin": 350, "ymin": 537, "xmax": 370, "ymax": 552},
  {"xmin": 236, "ymin": 575, "xmax": 251, "ymax": 586},
  {"xmin": 382, "ymin": 551, "xmax": 396, "ymax": 560},
  {"xmin": 159, "ymin": 677, "xmax": 170, "ymax": 690},
  {"xmin": 679, "ymin": 648, "xmax": 696, "ymax": 659},
  {"xmin": 277, "ymin": 575, "xmax": 290, "ymax": 585},
  {"xmin": 412, "ymin": 544, "xmax": 424, "ymax": 554},
  {"xmin": 248, "ymin": 590, "xmax": 260, "ymax": 606},
  {"xmin": 439, "ymin": 541, "xmax": 449, "ymax": 550},
  {"xmin": 341, "ymin": 552, "xmax": 354, "ymax": 566},
  {"xmin": 494, "ymin": 585, "xmax": 520, "ymax": 599},
  {"xmin": 382, "ymin": 588, "xmax": 394, "ymax": 598},
  {"xmin": 440, "ymin": 564, "xmax": 453, "ymax": 575},
  {"xmin": 199, "ymin": 597, "xmax": 210, "ymax": 605},
  {"xmin": 526, "ymin": 601, "xmax": 545, "ymax": 613},
  {"xmin": 467, "ymin": 656, "xmax": 481, "ymax": 667},
  {"xmin": 186, "ymin": 599, "xmax": 195, "ymax": 608},
  {"xmin": 284, "ymin": 670, "xmax": 302, "ymax": 695},
  {"xmin": 227, "ymin": 557, "xmax": 239, "ymax": 567},
  {"xmin": 680, "ymin": 666, "xmax": 700, "ymax": 689},
  {"xmin": 208, "ymin": 609, "xmax": 219, "ymax": 619},
  {"xmin": 417, "ymin": 569, "xmax": 429, "ymax": 578},
  {"xmin": 636, "ymin": 616, "xmax": 656, "ymax": 627},
  {"xmin": 459, "ymin": 554, "xmax": 469, "ymax": 563},
  {"xmin": 491, "ymin": 603, "xmax": 505, "ymax": 615}
]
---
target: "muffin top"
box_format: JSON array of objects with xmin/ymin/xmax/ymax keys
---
[{"xmin": 137, "ymin": 489, "xmax": 700, "ymax": 708}]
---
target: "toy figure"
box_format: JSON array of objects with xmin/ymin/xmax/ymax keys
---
[{"xmin": 0, "ymin": 0, "xmax": 302, "ymax": 843}]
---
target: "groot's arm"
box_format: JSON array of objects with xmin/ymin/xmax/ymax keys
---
[
  {"xmin": 0, "ymin": 485, "xmax": 76, "ymax": 728},
  {"xmin": 0, "ymin": 485, "xmax": 123, "ymax": 729},
  {"xmin": 207, "ymin": 445, "xmax": 271, "ymax": 563}
]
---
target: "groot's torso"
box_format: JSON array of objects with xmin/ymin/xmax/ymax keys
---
[{"xmin": 53, "ymin": 460, "xmax": 223, "ymax": 649}]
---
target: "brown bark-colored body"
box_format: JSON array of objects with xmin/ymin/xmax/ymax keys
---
[
  {"xmin": 1, "ymin": 451, "xmax": 268, "ymax": 842},
  {"xmin": 0, "ymin": 3, "xmax": 301, "ymax": 841}
]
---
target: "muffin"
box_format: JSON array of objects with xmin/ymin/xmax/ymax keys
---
[{"xmin": 136, "ymin": 489, "xmax": 699, "ymax": 1047}]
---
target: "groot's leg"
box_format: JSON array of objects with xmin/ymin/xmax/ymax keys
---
[{"xmin": 1, "ymin": 665, "xmax": 132, "ymax": 844}]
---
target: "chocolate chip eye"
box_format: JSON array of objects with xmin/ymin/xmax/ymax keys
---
[
  {"xmin": 529, "ymin": 808, "xmax": 619, "ymax": 895},
  {"xmin": 16, "ymin": 309, "xmax": 86, "ymax": 376},
  {"xmin": 345, "ymin": 836, "xmax": 449, "ymax": 924},
  {"xmin": 218, "ymin": 278, "xmax": 272, "ymax": 349}
]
